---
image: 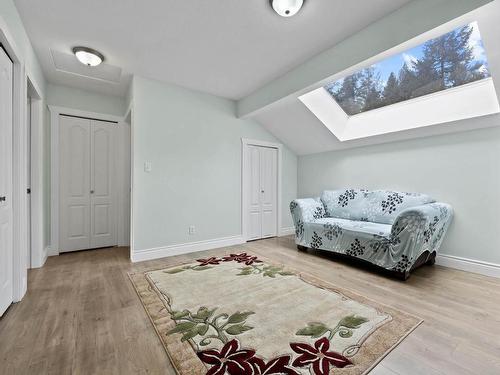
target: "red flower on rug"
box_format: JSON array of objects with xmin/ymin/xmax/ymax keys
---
[
  {"xmin": 248, "ymin": 355, "xmax": 300, "ymax": 375},
  {"xmin": 222, "ymin": 252, "xmax": 263, "ymax": 265},
  {"xmin": 198, "ymin": 339, "xmax": 255, "ymax": 375},
  {"xmin": 196, "ymin": 257, "xmax": 222, "ymax": 266},
  {"xmin": 290, "ymin": 337, "xmax": 352, "ymax": 375}
]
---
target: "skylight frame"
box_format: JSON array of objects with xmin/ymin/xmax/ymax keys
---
[
  {"xmin": 323, "ymin": 21, "xmax": 492, "ymax": 118},
  {"xmin": 299, "ymin": 18, "xmax": 500, "ymax": 142}
]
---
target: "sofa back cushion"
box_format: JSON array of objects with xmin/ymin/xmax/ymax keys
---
[{"xmin": 321, "ymin": 189, "xmax": 435, "ymax": 225}]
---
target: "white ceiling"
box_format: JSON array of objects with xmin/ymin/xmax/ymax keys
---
[{"xmin": 14, "ymin": 0, "xmax": 412, "ymax": 99}]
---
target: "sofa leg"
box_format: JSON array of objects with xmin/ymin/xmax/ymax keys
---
[
  {"xmin": 426, "ymin": 252, "xmax": 436, "ymax": 266},
  {"xmin": 297, "ymin": 245, "xmax": 308, "ymax": 252},
  {"xmin": 401, "ymin": 271, "xmax": 411, "ymax": 281}
]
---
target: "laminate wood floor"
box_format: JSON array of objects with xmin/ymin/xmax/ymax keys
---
[{"xmin": 1, "ymin": 236, "xmax": 499, "ymax": 375}]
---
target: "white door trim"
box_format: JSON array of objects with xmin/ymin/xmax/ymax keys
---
[
  {"xmin": 0, "ymin": 16, "xmax": 32, "ymax": 302},
  {"xmin": 26, "ymin": 79, "xmax": 45, "ymax": 269},
  {"xmin": 241, "ymin": 138, "xmax": 282, "ymax": 242},
  {"xmin": 125, "ymin": 104, "xmax": 135, "ymax": 259},
  {"xmin": 49, "ymin": 105, "xmax": 124, "ymax": 255}
]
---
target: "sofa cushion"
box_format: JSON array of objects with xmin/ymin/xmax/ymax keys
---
[
  {"xmin": 320, "ymin": 189, "xmax": 370, "ymax": 221},
  {"xmin": 321, "ymin": 189, "xmax": 435, "ymax": 225},
  {"xmin": 313, "ymin": 217, "xmax": 392, "ymax": 237},
  {"xmin": 363, "ymin": 190, "xmax": 435, "ymax": 225}
]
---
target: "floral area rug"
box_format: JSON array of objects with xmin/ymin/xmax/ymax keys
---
[{"xmin": 129, "ymin": 252, "xmax": 422, "ymax": 375}]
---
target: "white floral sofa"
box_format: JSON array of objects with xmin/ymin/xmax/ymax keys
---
[{"xmin": 290, "ymin": 189, "xmax": 453, "ymax": 280}]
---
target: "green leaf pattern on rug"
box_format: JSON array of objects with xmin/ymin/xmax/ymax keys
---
[
  {"xmin": 296, "ymin": 314, "xmax": 369, "ymax": 340},
  {"xmin": 167, "ymin": 306, "xmax": 254, "ymax": 346},
  {"xmin": 163, "ymin": 264, "xmax": 212, "ymax": 274},
  {"xmin": 237, "ymin": 264, "xmax": 295, "ymax": 278}
]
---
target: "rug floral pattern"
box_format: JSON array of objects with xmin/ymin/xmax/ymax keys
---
[{"xmin": 129, "ymin": 252, "xmax": 422, "ymax": 375}]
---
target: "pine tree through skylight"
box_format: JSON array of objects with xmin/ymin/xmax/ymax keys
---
[{"xmin": 325, "ymin": 22, "xmax": 491, "ymax": 116}]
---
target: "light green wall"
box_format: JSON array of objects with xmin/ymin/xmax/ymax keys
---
[
  {"xmin": 132, "ymin": 76, "xmax": 297, "ymax": 251},
  {"xmin": 298, "ymin": 125, "xmax": 500, "ymax": 265},
  {"xmin": 0, "ymin": 0, "xmax": 45, "ymax": 94},
  {"xmin": 47, "ymin": 84, "xmax": 126, "ymax": 116}
]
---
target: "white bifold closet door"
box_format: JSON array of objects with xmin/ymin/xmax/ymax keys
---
[
  {"xmin": 247, "ymin": 145, "xmax": 278, "ymax": 241},
  {"xmin": 0, "ymin": 46, "xmax": 13, "ymax": 316},
  {"xmin": 59, "ymin": 115, "xmax": 116, "ymax": 252}
]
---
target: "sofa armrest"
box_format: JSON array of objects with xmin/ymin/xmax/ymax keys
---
[
  {"xmin": 290, "ymin": 198, "xmax": 325, "ymax": 241},
  {"xmin": 391, "ymin": 202, "xmax": 453, "ymax": 250}
]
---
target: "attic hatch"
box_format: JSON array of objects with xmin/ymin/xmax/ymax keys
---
[{"xmin": 299, "ymin": 21, "xmax": 500, "ymax": 141}]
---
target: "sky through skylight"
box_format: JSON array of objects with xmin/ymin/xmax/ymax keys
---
[{"xmin": 324, "ymin": 22, "xmax": 491, "ymax": 116}]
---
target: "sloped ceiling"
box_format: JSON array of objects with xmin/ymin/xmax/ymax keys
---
[
  {"xmin": 249, "ymin": 0, "xmax": 499, "ymax": 155},
  {"xmin": 254, "ymin": 96, "xmax": 500, "ymax": 155}
]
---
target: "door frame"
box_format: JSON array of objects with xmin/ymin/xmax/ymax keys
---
[
  {"xmin": 26, "ymin": 78, "xmax": 44, "ymax": 269},
  {"xmin": 118, "ymin": 106, "xmax": 132, "ymax": 248},
  {"xmin": 49, "ymin": 106, "xmax": 124, "ymax": 255},
  {"xmin": 241, "ymin": 138, "xmax": 282, "ymax": 242},
  {"xmin": 124, "ymin": 103, "xmax": 134, "ymax": 258},
  {"xmin": 0, "ymin": 15, "xmax": 46, "ymax": 302}
]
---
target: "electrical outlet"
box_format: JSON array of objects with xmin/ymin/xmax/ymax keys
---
[
  {"xmin": 144, "ymin": 161, "xmax": 152, "ymax": 173},
  {"xmin": 189, "ymin": 225, "xmax": 196, "ymax": 235}
]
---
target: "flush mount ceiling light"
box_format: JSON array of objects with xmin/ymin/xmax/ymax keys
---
[
  {"xmin": 72, "ymin": 46, "xmax": 104, "ymax": 67},
  {"xmin": 270, "ymin": 0, "xmax": 304, "ymax": 17}
]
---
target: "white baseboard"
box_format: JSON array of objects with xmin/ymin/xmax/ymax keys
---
[
  {"xmin": 131, "ymin": 235, "xmax": 245, "ymax": 263},
  {"xmin": 47, "ymin": 245, "xmax": 59, "ymax": 257},
  {"xmin": 30, "ymin": 246, "xmax": 49, "ymax": 269},
  {"xmin": 436, "ymin": 254, "xmax": 500, "ymax": 279},
  {"xmin": 40, "ymin": 246, "xmax": 48, "ymax": 267},
  {"xmin": 279, "ymin": 227, "xmax": 295, "ymax": 236}
]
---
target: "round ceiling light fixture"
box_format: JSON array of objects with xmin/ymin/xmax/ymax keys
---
[
  {"xmin": 270, "ymin": 0, "xmax": 304, "ymax": 17},
  {"xmin": 72, "ymin": 46, "xmax": 105, "ymax": 67}
]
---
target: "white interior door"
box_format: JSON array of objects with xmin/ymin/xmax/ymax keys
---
[
  {"xmin": 247, "ymin": 145, "xmax": 262, "ymax": 240},
  {"xmin": 90, "ymin": 120, "xmax": 116, "ymax": 248},
  {"xmin": 260, "ymin": 147, "xmax": 277, "ymax": 238},
  {"xmin": 26, "ymin": 95, "xmax": 31, "ymax": 268},
  {"xmin": 59, "ymin": 116, "xmax": 117, "ymax": 252},
  {"xmin": 0, "ymin": 47, "xmax": 13, "ymax": 316},
  {"xmin": 246, "ymin": 145, "xmax": 278, "ymax": 241},
  {"xmin": 59, "ymin": 116, "xmax": 91, "ymax": 252}
]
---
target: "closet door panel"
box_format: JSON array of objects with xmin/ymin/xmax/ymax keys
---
[
  {"xmin": 260, "ymin": 147, "xmax": 277, "ymax": 238},
  {"xmin": 59, "ymin": 116, "xmax": 91, "ymax": 252},
  {"xmin": 0, "ymin": 47, "xmax": 13, "ymax": 316},
  {"xmin": 90, "ymin": 120, "xmax": 116, "ymax": 248},
  {"xmin": 247, "ymin": 145, "xmax": 261, "ymax": 240}
]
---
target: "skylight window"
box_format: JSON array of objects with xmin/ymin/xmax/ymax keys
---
[{"xmin": 324, "ymin": 22, "xmax": 491, "ymax": 116}]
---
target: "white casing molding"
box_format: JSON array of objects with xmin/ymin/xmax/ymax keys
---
[
  {"xmin": 241, "ymin": 138, "xmax": 283, "ymax": 241},
  {"xmin": 0, "ymin": 15, "xmax": 29, "ymax": 301},
  {"xmin": 27, "ymin": 81, "xmax": 45, "ymax": 269},
  {"xmin": 49, "ymin": 105, "xmax": 125, "ymax": 255},
  {"xmin": 436, "ymin": 254, "xmax": 500, "ymax": 279},
  {"xmin": 131, "ymin": 235, "xmax": 244, "ymax": 263}
]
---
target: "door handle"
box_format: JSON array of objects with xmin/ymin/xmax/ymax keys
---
[
  {"xmin": 0, "ymin": 196, "xmax": 6, "ymax": 202},
  {"xmin": 90, "ymin": 190, "xmax": 94, "ymax": 194}
]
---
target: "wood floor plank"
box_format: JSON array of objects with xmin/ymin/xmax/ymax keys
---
[{"xmin": 1, "ymin": 237, "xmax": 499, "ymax": 374}]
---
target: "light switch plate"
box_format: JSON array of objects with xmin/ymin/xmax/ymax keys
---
[{"xmin": 144, "ymin": 161, "xmax": 152, "ymax": 172}]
